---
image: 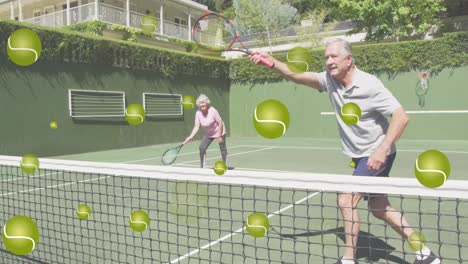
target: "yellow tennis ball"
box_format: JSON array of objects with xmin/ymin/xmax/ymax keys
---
[
  {"xmin": 253, "ymin": 99, "xmax": 290, "ymax": 139},
  {"xmin": 76, "ymin": 204, "xmax": 91, "ymax": 220},
  {"xmin": 125, "ymin": 104, "xmax": 145, "ymax": 126},
  {"xmin": 2, "ymin": 216, "xmax": 40, "ymax": 255},
  {"xmin": 408, "ymin": 231, "xmax": 427, "ymax": 251},
  {"xmin": 129, "ymin": 210, "xmax": 150, "ymax": 232},
  {"xmin": 141, "ymin": 14, "xmax": 158, "ymax": 34},
  {"xmin": 181, "ymin": 95, "xmax": 195, "ymax": 110},
  {"xmin": 286, "ymin": 46, "xmax": 311, "ymax": 74},
  {"xmin": 340, "ymin": 102, "xmax": 362, "ymax": 125},
  {"xmin": 414, "ymin": 149, "xmax": 451, "ymax": 188},
  {"xmin": 20, "ymin": 154, "xmax": 39, "ymax": 175},
  {"xmin": 213, "ymin": 160, "xmax": 227, "ymax": 175},
  {"xmin": 49, "ymin": 121, "xmax": 58, "ymax": 130},
  {"xmin": 246, "ymin": 213, "xmax": 269, "ymax": 238},
  {"xmin": 349, "ymin": 160, "xmax": 356, "ymax": 168},
  {"xmin": 7, "ymin": 29, "xmax": 42, "ymax": 66}
]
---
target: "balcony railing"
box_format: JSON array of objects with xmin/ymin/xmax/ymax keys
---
[{"xmin": 22, "ymin": 2, "xmax": 190, "ymax": 41}]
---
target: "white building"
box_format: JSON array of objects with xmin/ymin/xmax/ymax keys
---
[{"xmin": 0, "ymin": 0, "xmax": 209, "ymax": 41}]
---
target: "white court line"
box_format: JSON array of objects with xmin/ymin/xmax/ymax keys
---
[
  {"xmin": 122, "ymin": 145, "xmax": 245, "ymax": 164},
  {"xmin": 240, "ymin": 145, "xmax": 468, "ymax": 155},
  {"xmin": 176, "ymin": 163, "xmax": 308, "ymax": 174},
  {"xmin": 168, "ymin": 191, "xmax": 320, "ymax": 264},
  {"xmin": 0, "ymin": 176, "xmax": 109, "ymax": 197},
  {"xmin": 241, "ymin": 145, "xmax": 340, "ymax": 150},
  {"xmin": 0, "ymin": 171, "xmax": 58, "ymax": 183},
  {"xmin": 321, "ymin": 110, "xmax": 468, "ymax": 115},
  {"xmin": 0, "ymin": 145, "xmax": 267, "ymax": 194},
  {"xmin": 0, "ymin": 146, "xmax": 274, "ymax": 197},
  {"xmin": 175, "ymin": 146, "xmax": 276, "ymax": 165},
  {"xmin": 397, "ymin": 149, "xmax": 468, "ymax": 154}
]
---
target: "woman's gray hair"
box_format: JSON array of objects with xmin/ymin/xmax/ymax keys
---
[
  {"xmin": 325, "ymin": 38, "xmax": 354, "ymax": 64},
  {"xmin": 196, "ymin": 94, "xmax": 210, "ymax": 106}
]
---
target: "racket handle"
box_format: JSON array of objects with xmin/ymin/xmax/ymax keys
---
[
  {"xmin": 258, "ymin": 57, "xmax": 275, "ymax": 68},
  {"xmin": 243, "ymin": 50, "xmax": 274, "ymax": 68}
]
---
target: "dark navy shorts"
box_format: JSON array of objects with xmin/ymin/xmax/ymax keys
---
[
  {"xmin": 352, "ymin": 152, "xmax": 396, "ymax": 177},
  {"xmin": 351, "ymin": 152, "xmax": 397, "ymax": 200}
]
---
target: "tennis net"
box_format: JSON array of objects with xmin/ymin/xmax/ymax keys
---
[{"xmin": 0, "ymin": 155, "xmax": 467, "ymax": 263}]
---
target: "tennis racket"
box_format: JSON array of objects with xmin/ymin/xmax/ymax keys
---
[
  {"xmin": 192, "ymin": 12, "xmax": 274, "ymax": 68},
  {"xmin": 161, "ymin": 144, "xmax": 184, "ymax": 165}
]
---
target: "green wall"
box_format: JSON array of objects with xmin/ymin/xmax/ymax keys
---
[
  {"xmin": 2, "ymin": 59, "xmax": 466, "ymax": 158},
  {"xmin": 0, "ymin": 58, "xmax": 230, "ymax": 156},
  {"xmin": 230, "ymin": 65, "xmax": 468, "ymax": 140}
]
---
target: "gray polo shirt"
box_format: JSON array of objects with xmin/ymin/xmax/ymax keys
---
[{"xmin": 317, "ymin": 67, "xmax": 401, "ymax": 158}]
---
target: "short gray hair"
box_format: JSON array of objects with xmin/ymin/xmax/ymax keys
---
[
  {"xmin": 196, "ymin": 94, "xmax": 210, "ymax": 106},
  {"xmin": 325, "ymin": 38, "xmax": 353, "ymax": 57}
]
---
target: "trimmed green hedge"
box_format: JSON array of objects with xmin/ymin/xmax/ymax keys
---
[
  {"xmin": 1, "ymin": 19, "xmax": 466, "ymax": 82},
  {"xmin": 229, "ymin": 32, "xmax": 468, "ymax": 83},
  {"xmin": 0, "ymin": 19, "xmax": 228, "ymax": 79}
]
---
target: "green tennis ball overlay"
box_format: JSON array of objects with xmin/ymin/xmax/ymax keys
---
[
  {"xmin": 141, "ymin": 14, "xmax": 158, "ymax": 34},
  {"xmin": 414, "ymin": 149, "xmax": 451, "ymax": 188},
  {"xmin": 76, "ymin": 204, "xmax": 91, "ymax": 220},
  {"xmin": 286, "ymin": 46, "xmax": 311, "ymax": 74},
  {"xmin": 213, "ymin": 160, "xmax": 227, "ymax": 175},
  {"xmin": 340, "ymin": 102, "xmax": 362, "ymax": 125},
  {"xmin": 408, "ymin": 231, "xmax": 427, "ymax": 251},
  {"xmin": 20, "ymin": 153, "xmax": 39, "ymax": 175},
  {"xmin": 349, "ymin": 160, "xmax": 356, "ymax": 169},
  {"xmin": 49, "ymin": 121, "xmax": 58, "ymax": 130},
  {"xmin": 181, "ymin": 95, "xmax": 196, "ymax": 110},
  {"xmin": 246, "ymin": 212, "xmax": 269, "ymax": 238},
  {"xmin": 129, "ymin": 210, "xmax": 150, "ymax": 232},
  {"xmin": 253, "ymin": 99, "xmax": 290, "ymax": 139},
  {"xmin": 125, "ymin": 104, "xmax": 145, "ymax": 126},
  {"xmin": 7, "ymin": 28, "xmax": 42, "ymax": 66},
  {"xmin": 2, "ymin": 216, "xmax": 40, "ymax": 255}
]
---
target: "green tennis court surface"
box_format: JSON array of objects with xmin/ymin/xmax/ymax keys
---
[
  {"xmin": 1, "ymin": 138, "xmax": 468, "ymax": 263},
  {"xmin": 55, "ymin": 137, "xmax": 468, "ymax": 179}
]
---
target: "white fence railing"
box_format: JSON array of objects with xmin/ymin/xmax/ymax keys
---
[
  {"xmin": 22, "ymin": 2, "xmax": 189, "ymax": 41},
  {"xmin": 99, "ymin": 3, "xmax": 125, "ymax": 26},
  {"xmin": 164, "ymin": 21, "xmax": 189, "ymax": 40}
]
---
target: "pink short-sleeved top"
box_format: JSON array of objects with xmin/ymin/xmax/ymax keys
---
[{"xmin": 195, "ymin": 106, "xmax": 225, "ymax": 138}]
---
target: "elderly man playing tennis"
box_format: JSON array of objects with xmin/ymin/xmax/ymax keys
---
[
  {"xmin": 249, "ymin": 39, "xmax": 440, "ymax": 264},
  {"xmin": 183, "ymin": 94, "xmax": 228, "ymax": 168}
]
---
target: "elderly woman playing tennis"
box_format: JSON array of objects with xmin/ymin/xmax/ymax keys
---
[{"xmin": 183, "ymin": 94, "xmax": 228, "ymax": 168}]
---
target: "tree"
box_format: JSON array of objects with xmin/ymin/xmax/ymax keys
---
[
  {"xmin": 232, "ymin": 0, "xmax": 299, "ymax": 52},
  {"xmin": 336, "ymin": 0, "xmax": 446, "ymax": 41},
  {"xmin": 287, "ymin": 0, "xmax": 340, "ymax": 20},
  {"xmin": 198, "ymin": 0, "xmax": 233, "ymax": 13},
  {"xmin": 295, "ymin": 9, "xmax": 337, "ymax": 48}
]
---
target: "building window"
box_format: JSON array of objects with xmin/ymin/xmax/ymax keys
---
[
  {"xmin": 174, "ymin": 17, "xmax": 187, "ymax": 26},
  {"xmin": 33, "ymin": 10, "xmax": 42, "ymax": 17},
  {"xmin": 44, "ymin": 5, "xmax": 55, "ymax": 14},
  {"xmin": 62, "ymin": 1, "xmax": 78, "ymax": 10}
]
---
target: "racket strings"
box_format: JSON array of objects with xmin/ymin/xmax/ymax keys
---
[
  {"xmin": 194, "ymin": 15, "xmax": 235, "ymax": 50},
  {"xmin": 161, "ymin": 149, "xmax": 179, "ymax": 165}
]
